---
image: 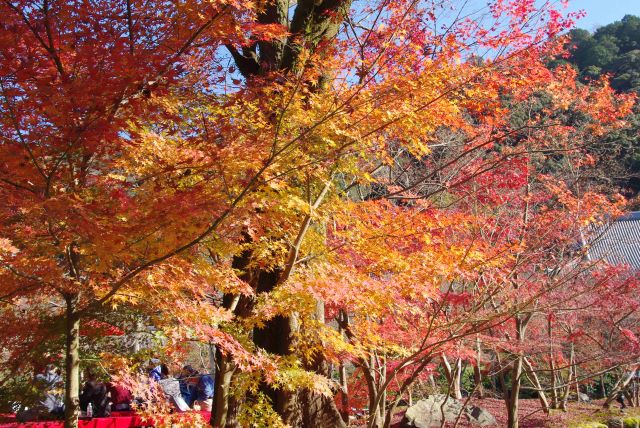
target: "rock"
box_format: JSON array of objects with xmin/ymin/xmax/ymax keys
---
[
  {"xmin": 400, "ymin": 395, "xmax": 464, "ymax": 428},
  {"xmin": 467, "ymin": 404, "xmax": 497, "ymax": 427},
  {"xmin": 578, "ymin": 392, "xmax": 591, "ymax": 402},
  {"xmin": 400, "ymin": 395, "xmax": 496, "ymax": 427},
  {"xmin": 607, "ymin": 418, "xmax": 624, "ymax": 428}
]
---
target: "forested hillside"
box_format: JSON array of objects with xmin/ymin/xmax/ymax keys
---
[{"xmin": 565, "ymin": 15, "xmax": 640, "ymax": 197}]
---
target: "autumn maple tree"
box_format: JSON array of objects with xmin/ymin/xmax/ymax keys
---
[{"xmin": 1, "ymin": 1, "xmax": 639, "ymax": 428}]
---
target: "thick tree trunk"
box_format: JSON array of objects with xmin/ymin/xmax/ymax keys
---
[
  {"xmin": 212, "ymin": 351, "xmax": 235, "ymax": 428},
  {"xmin": 63, "ymin": 294, "xmax": 80, "ymax": 428},
  {"xmin": 300, "ymin": 375, "xmax": 347, "ymax": 428},
  {"xmin": 223, "ymin": 2, "xmax": 356, "ymax": 424},
  {"xmin": 297, "ymin": 303, "xmax": 345, "ymax": 428},
  {"xmin": 253, "ymin": 272, "xmax": 345, "ymax": 427}
]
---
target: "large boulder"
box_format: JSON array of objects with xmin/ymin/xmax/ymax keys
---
[
  {"xmin": 400, "ymin": 395, "xmax": 496, "ymax": 428},
  {"xmin": 400, "ymin": 395, "xmax": 464, "ymax": 428}
]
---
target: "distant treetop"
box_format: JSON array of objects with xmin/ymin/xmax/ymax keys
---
[{"xmin": 567, "ymin": 15, "xmax": 640, "ymax": 93}]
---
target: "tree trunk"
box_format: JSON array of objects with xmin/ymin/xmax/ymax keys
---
[
  {"xmin": 474, "ymin": 336, "xmax": 484, "ymax": 399},
  {"xmin": 379, "ymin": 356, "xmax": 387, "ymax": 425},
  {"xmin": 63, "ymin": 294, "xmax": 80, "ymax": 428},
  {"xmin": 548, "ymin": 318, "xmax": 559, "ymax": 408},
  {"xmin": 522, "ymin": 357, "xmax": 550, "ymax": 414},
  {"xmin": 559, "ymin": 343, "xmax": 575, "ymax": 411},
  {"xmin": 363, "ymin": 354, "xmax": 382, "ymax": 428},
  {"xmin": 604, "ymin": 368, "xmax": 637, "ymax": 408},
  {"xmin": 208, "ymin": 343, "xmax": 216, "ymax": 379},
  {"xmin": 253, "ymin": 277, "xmax": 345, "ymax": 427},
  {"xmin": 223, "ymin": 2, "xmax": 356, "ymax": 424},
  {"xmin": 212, "ymin": 351, "xmax": 235, "ymax": 428},
  {"xmin": 339, "ymin": 361, "xmax": 349, "ymax": 423},
  {"xmin": 300, "ymin": 381, "xmax": 347, "ymax": 428},
  {"xmin": 507, "ymin": 315, "xmax": 527, "ymax": 428},
  {"xmin": 441, "ymin": 355, "xmax": 463, "ymax": 400},
  {"xmin": 507, "ymin": 355, "xmax": 523, "ymax": 428}
]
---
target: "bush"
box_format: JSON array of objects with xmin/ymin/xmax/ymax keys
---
[
  {"xmin": 576, "ymin": 423, "xmax": 607, "ymax": 428},
  {"xmin": 623, "ymin": 416, "xmax": 640, "ymax": 428}
]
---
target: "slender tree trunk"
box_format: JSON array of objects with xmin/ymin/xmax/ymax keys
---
[
  {"xmin": 339, "ymin": 361, "xmax": 349, "ymax": 423},
  {"xmin": 429, "ymin": 373, "xmax": 437, "ymax": 390},
  {"xmin": 474, "ymin": 336, "xmax": 484, "ymax": 399},
  {"xmin": 548, "ymin": 318, "xmax": 559, "ymax": 408},
  {"xmin": 604, "ymin": 368, "xmax": 637, "ymax": 408},
  {"xmin": 522, "ymin": 357, "xmax": 550, "ymax": 414},
  {"xmin": 64, "ymin": 294, "xmax": 80, "ymax": 428},
  {"xmin": 559, "ymin": 344, "xmax": 575, "ymax": 411},
  {"xmin": 507, "ymin": 315, "xmax": 527, "ymax": 428},
  {"xmin": 507, "ymin": 355, "xmax": 523, "ymax": 428},
  {"xmin": 364, "ymin": 356, "xmax": 382, "ymax": 428},
  {"xmin": 208, "ymin": 343, "xmax": 216, "ymax": 379},
  {"xmin": 575, "ymin": 361, "xmax": 580, "ymax": 402},
  {"xmin": 379, "ymin": 356, "xmax": 387, "ymax": 425},
  {"xmin": 338, "ymin": 310, "xmax": 350, "ymax": 424},
  {"xmin": 441, "ymin": 355, "xmax": 463, "ymax": 400},
  {"xmin": 601, "ymin": 375, "xmax": 607, "ymax": 399}
]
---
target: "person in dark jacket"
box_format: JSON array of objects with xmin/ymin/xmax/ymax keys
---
[
  {"xmin": 79, "ymin": 370, "xmax": 110, "ymax": 417},
  {"xmin": 617, "ymin": 390, "xmax": 627, "ymax": 410},
  {"xmin": 178, "ymin": 365, "xmax": 199, "ymax": 407}
]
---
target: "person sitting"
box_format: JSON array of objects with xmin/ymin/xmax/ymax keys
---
[
  {"xmin": 79, "ymin": 369, "xmax": 110, "ymax": 417},
  {"xmin": 37, "ymin": 364, "xmax": 64, "ymax": 416},
  {"xmin": 178, "ymin": 365, "xmax": 199, "ymax": 407},
  {"xmin": 17, "ymin": 365, "xmax": 64, "ymax": 422},
  {"xmin": 157, "ymin": 365, "xmax": 190, "ymax": 412},
  {"xmin": 192, "ymin": 372, "xmax": 215, "ymax": 411},
  {"xmin": 148, "ymin": 359, "xmax": 163, "ymax": 382},
  {"xmin": 106, "ymin": 381, "xmax": 133, "ymax": 411}
]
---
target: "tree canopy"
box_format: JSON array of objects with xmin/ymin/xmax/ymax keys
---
[{"xmin": 0, "ymin": 2, "xmax": 639, "ymax": 428}]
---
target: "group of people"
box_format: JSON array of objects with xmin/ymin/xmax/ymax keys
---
[
  {"xmin": 78, "ymin": 369, "xmax": 133, "ymax": 417},
  {"xmin": 147, "ymin": 362, "xmax": 215, "ymax": 412},
  {"xmin": 18, "ymin": 360, "xmax": 215, "ymax": 421}
]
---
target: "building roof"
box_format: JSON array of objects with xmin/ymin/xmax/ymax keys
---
[{"xmin": 588, "ymin": 212, "xmax": 640, "ymax": 270}]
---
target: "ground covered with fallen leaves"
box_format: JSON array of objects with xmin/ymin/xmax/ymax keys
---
[{"xmin": 354, "ymin": 398, "xmax": 640, "ymax": 427}]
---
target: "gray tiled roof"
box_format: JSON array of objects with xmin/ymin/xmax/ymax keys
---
[{"xmin": 588, "ymin": 212, "xmax": 640, "ymax": 270}]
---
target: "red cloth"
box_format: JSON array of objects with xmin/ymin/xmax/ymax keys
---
[{"xmin": 0, "ymin": 412, "xmax": 211, "ymax": 427}]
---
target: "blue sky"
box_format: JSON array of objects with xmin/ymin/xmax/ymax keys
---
[{"xmin": 567, "ymin": 0, "xmax": 640, "ymax": 30}]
